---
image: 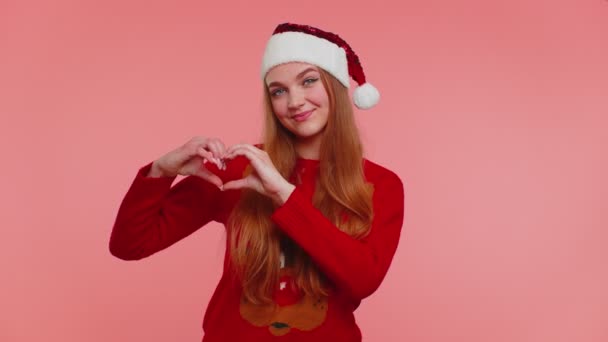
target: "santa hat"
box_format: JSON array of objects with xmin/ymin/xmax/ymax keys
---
[{"xmin": 261, "ymin": 23, "xmax": 380, "ymax": 110}]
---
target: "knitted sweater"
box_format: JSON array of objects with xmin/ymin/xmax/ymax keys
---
[{"xmin": 109, "ymin": 150, "xmax": 405, "ymax": 342}]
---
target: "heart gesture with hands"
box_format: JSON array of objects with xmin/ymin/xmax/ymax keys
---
[
  {"xmin": 222, "ymin": 143, "xmax": 295, "ymax": 206},
  {"xmin": 149, "ymin": 137, "xmax": 295, "ymax": 206}
]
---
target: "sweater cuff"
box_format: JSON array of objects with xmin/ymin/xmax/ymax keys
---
[
  {"xmin": 130, "ymin": 161, "xmax": 177, "ymax": 195},
  {"xmin": 270, "ymin": 184, "xmax": 312, "ymax": 232}
]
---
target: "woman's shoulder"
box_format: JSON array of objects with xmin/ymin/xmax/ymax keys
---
[{"xmin": 362, "ymin": 158, "xmax": 403, "ymax": 187}]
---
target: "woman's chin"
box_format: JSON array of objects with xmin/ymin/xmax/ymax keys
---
[{"xmin": 292, "ymin": 126, "xmax": 327, "ymax": 140}]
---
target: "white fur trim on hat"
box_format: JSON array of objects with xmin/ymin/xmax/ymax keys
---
[{"xmin": 261, "ymin": 31, "xmax": 350, "ymax": 88}]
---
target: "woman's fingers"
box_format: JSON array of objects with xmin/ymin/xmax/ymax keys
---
[
  {"xmin": 207, "ymin": 139, "xmax": 221, "ymax": 157},
  {"xmin": 197, "ymin": 146, "xmax": 214, "ymax": 161},
  {"xmin": 225, "ymin": 143, "xmax": 264, "ymax": 159},
  {"xmin": 208, "ymin": 139, "xmax": 228, "ymax": 169},
  {"xmin": 216, "ymin": 140, "xmax": 228, "ymax": 158},
  {"xmin": 198, "ymin": 139, "xmax": 221, "ymax": 169},
  {"xmin": 196, "ymin": 147, "xmax": 220, "ymax": 169},
  {"xmin": 222, "ymin": 176, "xmax": 255, "ymax": 192},
  {"xmin": 217, "ymin": 139, "xmax": 227, "ymax": 170},
  {"xmin": 194, "ymin": 165, "xmax": 224, "ymax": 189}
]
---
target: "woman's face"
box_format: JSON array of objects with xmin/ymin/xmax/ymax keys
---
[{"xmin": 265, "ymin": 62, "xmax": 330, "ymax": 141}]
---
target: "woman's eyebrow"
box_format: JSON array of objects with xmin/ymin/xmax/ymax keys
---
[{"xmin": 267, "ymin": 67, "xmax": 318, "ymax": 88}]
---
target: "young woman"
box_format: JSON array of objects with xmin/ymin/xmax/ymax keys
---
[{"xmin": 109, "ymin": 22, "xmax": 405, "ymax": 342}]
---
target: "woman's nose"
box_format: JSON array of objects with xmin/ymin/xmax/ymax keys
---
[{"xmin": 287, "ymin": 90, "xmax": 305, "ymax": 109}]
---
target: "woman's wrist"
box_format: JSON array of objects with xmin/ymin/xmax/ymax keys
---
[
  {"xmin": 147, "ymin": 161, "xmax": 172, "ymax": 178},
  {"xmin": 274, "ymin": 183, "xmax": 296, "ymax": 206}
]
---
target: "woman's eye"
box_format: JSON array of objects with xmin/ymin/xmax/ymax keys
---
[
  {"xmin": 304, "ymin": 78, "xmax": 318, "ymax": 85},
  {"xmin": 271, "ymin": 89, "xmax": 284, "ymax": 97}
]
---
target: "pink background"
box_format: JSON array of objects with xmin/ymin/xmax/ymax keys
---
[{"xmin": 1, "ymin": 0, "xmax": 607, "ymax": 341}]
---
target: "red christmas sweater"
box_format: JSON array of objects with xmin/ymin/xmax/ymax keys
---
[{"xmin": 109, "ymin": 150, "xmax": 405, "ymax": 342}]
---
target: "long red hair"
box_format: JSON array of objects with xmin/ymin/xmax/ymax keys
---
[{"xmin": 226, "ymin": 68, "xmax": 375, "ymax": 304}]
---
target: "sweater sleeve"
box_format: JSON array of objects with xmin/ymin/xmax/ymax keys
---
[
  {"xmin": 108, "ymin": 160, "xmax": 224, "ymax": 260},
  {"xmin": 270, "ymin": 170, "xmax": 405, "ymax": 301}
]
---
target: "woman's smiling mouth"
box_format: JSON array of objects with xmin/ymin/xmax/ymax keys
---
[{"xmin": 292, "ymin": 109, "xmax": 314, "ymax": 122}]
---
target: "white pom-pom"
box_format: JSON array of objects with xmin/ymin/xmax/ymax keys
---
[{"xmin": 353, "ymin": 82, "xmax": 380, "ymax": 109}]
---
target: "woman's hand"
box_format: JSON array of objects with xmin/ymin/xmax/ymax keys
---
[
  {"xmin": 149, "ymin": 136, "xmax": 228, "ymax": 189},
  {"xmin": 222, "ymin": 143, "xmax": 295, "ymax": 205}
]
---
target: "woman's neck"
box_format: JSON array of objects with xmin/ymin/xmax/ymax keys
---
[{"xmin": 294, "ymin": 135, "xmax": 322, "ymax": 160}]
